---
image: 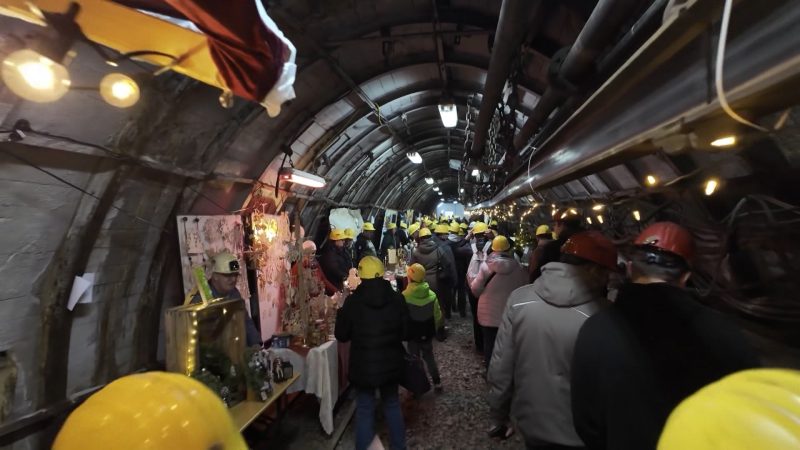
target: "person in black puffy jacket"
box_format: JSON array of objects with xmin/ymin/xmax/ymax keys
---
[{"xmin": 335, "ymin": 256, "xmax": 409, "ymax": 450}]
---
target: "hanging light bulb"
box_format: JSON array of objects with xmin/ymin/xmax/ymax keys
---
[
  {"xmin": 471, "ymin": 168, "xmax": 480, "ymax": 177},
  {"xmin": 433, "ymin": 186, "xmax": 439, "ymax": 191},
  {"xmin": 586, "ymin": 217, "xmax": 593, "ymax": 225},
  {"xmin": 438, "ymin": 100, "xmax": 458, "ymax": 128},
  {"xmin": 645, "ymin": 175, "xmax": 658, "ymax": 186},
  {"xmin": 406, "ymin": 151, "xmax": 422, "ymax": 164},
  {"xmin": 592, "ymin": 204, "xmax": 604, "ymax": 211},
  {"xmin": 633, "ymin": 210, "xmax": 641, "ymax": 221},
  {"xmin": 710, "ymin": 135, "xmax": 737, "ymax": 148},
  {"xmin": 704, "ymin": 178, "xmax": 719, "ymax": 196},
  {"xmin": 596, "ymin": 215, "xmax": 604, "ymax": 224},
  {"xmin": 1, "ymin": 49, "xmax": 71, "ymax": 103},
  {"xmin": 425, "ymin": 177, "xmax": 434, "ymax": 185},
  {"xmin": 460, "ymin": 188, "xmax": 464, "ymax": 193},
  {"xmin": 99, "ymin": 73, "xmax": 140, "ymax": 108}
]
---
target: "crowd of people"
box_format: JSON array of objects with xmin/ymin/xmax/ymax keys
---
[{"xmin": 329, "ymin": 210, "xmax": 766, "ymax": 450}]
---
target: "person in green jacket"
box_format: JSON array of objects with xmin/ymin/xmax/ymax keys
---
[{"xmin": 403, "ymin": 263, "xmax": 444, "ymax": 392}]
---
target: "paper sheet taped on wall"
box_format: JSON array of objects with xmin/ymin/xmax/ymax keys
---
[{"xmin": 67, "ymin": 273, "xmax": 95, "ymax": 311}]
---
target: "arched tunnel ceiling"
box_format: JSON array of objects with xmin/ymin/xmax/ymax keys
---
[{"xmin": 207, "ymin": 0, "xmax": 585, "ymax": 221}]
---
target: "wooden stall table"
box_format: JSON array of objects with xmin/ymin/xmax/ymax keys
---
[{"xmin": 229, "ymin": 373, "xmax": 301, "ymax": 431}]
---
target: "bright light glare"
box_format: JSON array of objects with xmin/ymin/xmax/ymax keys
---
[
  {"xmin": 645, "ymin": 175, "xmax": 658, "ymax": 186},
  {"xmin": 471, "ymin": 168, "xmax": 480, "ymax": 177},
  {"xmin": 111, "ymin": 80, "xmax": 135, "ymax": 99},
  {"xmin": 710, "ymin": 135, "xmax": 737, "ymax": 148},
  {"xmin": 100, "ymin": 73, "xmax": 140, "ymax": 108},
  {"xmin": 633, "ymin": 210, "xmax": 641, "ymax": 221},
  {"xmin": 425, "ymin": 177, "xmax": 434, "ymax": 185},
  {"xmin": 433, "ymin": 186, "xmax": 439, "ymax": 191},
  {"xmin": 18, "ymin": 62, "xmax": 55, "ymax": 90},
  {"xmin": 704, "ymin": 179, "xmax": 719, "ymax": 196},
  {"xmin": 596, "ymin": 215, "xmax": 604, "ymax": 224},
  {"xmin": 592, "ymin": 204, "xmax": 604, "ymax": 211},
  {"xmin": 586, "ymin": 217, "xmax": 593, "ymax": 225},
  {"xmin": 460, "ymin": 188, "xmax": 464, "ymax": 193},
  {"xmin": 406, "ymin": 151, "xmax": 422, "ymax": 164},
  {"xmin": 2, "ymin": 49, "xmax": 70, "ymax": 103},
  {"xmin": 438, "ymin": 102, "xmax": 458, "ymax": 128}
]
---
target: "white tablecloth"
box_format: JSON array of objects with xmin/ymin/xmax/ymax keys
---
[{"xmin": 270, "ymin": 340, "xmax": 339, "ymax": 434}]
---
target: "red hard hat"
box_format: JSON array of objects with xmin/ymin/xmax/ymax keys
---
[
  {"xmin": 634, "ymin": 222, "xmax": 695, "ymax": 262},
  {"xmin": 561, "ymin": 231, "xmax": 618, "ymax": 270}
]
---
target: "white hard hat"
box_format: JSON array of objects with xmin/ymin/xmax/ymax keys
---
[{"xmin": 212, "ymin": 252, "xmax": 240, "ymax": 274}]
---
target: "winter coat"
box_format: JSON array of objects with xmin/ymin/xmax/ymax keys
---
[
  {"xmin": 469, "ymin": 252, "xmax": 528, "ymax": 327},
  {"xmin": 319, "ymin": 242, "xmax": 351, "ymax": 290},
  {"xmin": 354, "ymin": 233, "xmax": 377, "ymax": 263},
  {"xmin": 571, "ymin": 282, "xmax": 760, "ymax": 450},
  {"xmin": 489, "ymin": 263, "xmax": 609, "ymax": 447},
  {"xmin": 402, "ymin": 281, "xmax": 443, "ymax": 341},
  {"xmin": 396, "ymin": 229, "xmax": 410, "ymax": 247},
  {"xmin": 410, "ymin": 237, "xmax": 457, "ymax": 293},
  {"xmin": 530, "ymin": 229, "xmax": 577, "ymax": 283},
  {"xmin": 379, "ymin": 230, "xmax": 397, "ymax": 259},
  {"xmin": 448, "ymin": 235, "xmax": 472, "ymax": 283},
  {"xmin": 335, "ymin": 278, "xmax": 409, "ymax": 389}
]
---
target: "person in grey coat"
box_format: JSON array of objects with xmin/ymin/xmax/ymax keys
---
[
  {"xmin": 410, "ymin": 227, "xmax": 457, "ymax": 318},
  {"xmin": 488, "ymin": 231, "xmax": 618, "ymax": 449}
]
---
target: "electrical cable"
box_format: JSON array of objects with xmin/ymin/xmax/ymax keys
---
[
  {"xmin": 0, "ymin": 147, "xmax": 171, "ymax": 234},
  {"xmin": 715, "ymin": 0, "xmax": 769, "ymax": 132}
]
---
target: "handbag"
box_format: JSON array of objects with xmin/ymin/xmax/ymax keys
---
[{"xmin": 400, "ymin": 353, "xmax": 431, "ymax": 397}]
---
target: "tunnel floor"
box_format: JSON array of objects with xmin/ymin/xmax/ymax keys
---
[{"xmin": 255, "ymin": 314, "xmax": 525, "ymax": 449}]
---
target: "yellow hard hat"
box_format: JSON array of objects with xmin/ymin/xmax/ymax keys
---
[
  {"xmin": 400, "ymin": 221, "xmax": 408, "ymax": 229},
  {"xmin": 459, "ymin": 223, "xmax": 468, "ymax": 230},
  {"xmin": 492, "ymin": 235, "xmax": 511, "ymax": 252},
  {"xmin": 212, "ymin": 252, "xmax": 240, "ymax": 274},
  {"xmin": 658, "ymin": 369, "xmax": 800, "ymax": 450},
  {"xmin": 434, "ymin": 224, "xmax": 449, "ymax": 234},
  {"xmin": 472, "ymin": 222, "xmax": 489, "ymax": 234},
  {"xmin": 408, "ymin": 222, "xmax": 421, "ymax": 236},
  {"xmin": 363, "ymin": 222, "xmax": 375, "ymax": 231},
  {"xmin": 449, "ymin": 223, "xmax": 461, "ymax": 234},
  {"xmin": 344, "ymin": 228, "xmax": 355, "ymax": 239},
  {"xmin": 329, "ymin": 229, "xmax": 346, "ymax": 241},
  {"xmin": 424, "ymin": 218, "xmax": 434, "ymax": 226},
  {"xmin": 358, "ymin": 256, "xmax": 384, "ymax": 279},
  {"xmin": 53, "ymin": 371, "xmax": 246, "ymax": 450},
  {"xmin": 387, "ymin": 222, "xmax": 397, "ymax": 230},
  {"xmin": 536, "ymin": 225, "xmax": 551, "ymax": 237},
  {"xmin": 407, "ymin": 263, "xmax": 427, "ymax": 283},
  {"xmin": 419, "ymin": 228, "xmax": 432, "ymax": 238},
  {"xmin": 490, "ymin": 220, "xmax": 499, "ymax": 228}
]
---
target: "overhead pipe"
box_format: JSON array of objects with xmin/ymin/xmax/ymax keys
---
[
  {"xmin": 512, "ymin": 0, "xmax": 647, "ymax": 152},
  {"xmin": 478, "ymin": 0, "xmax": 800, "ymax": 208},
  {"xmin": 516, "ymin": 0, "xmax": 669, "ymax": 156},
  {"xmin": 468, "ymin": 0, "xmax": 543, "ymax": 159}
]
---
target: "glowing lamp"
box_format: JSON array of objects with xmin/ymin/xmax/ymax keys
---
[
  {"xmin": 704, "ymin": 179, "xmax": 719, "ymax": 196},
  {"xmin": 278, "ymin": 167, "xmax": 326, "ymax": 188},
  {"xmin": 710, "ymin": 135, "xmax": 736, "ymax": 148},
  {"xmin": 438, "ymin": 101, "xmax": 458, "ymax": 128},
  {"xmin": 1, "ymin": 49, "xmax": 70, "ymax": 103},
  {"xmin": 645, "ymin": 175, "xmax": 658, "ymax": 186},
  {"xmin": 406, "ymin": 151, "xmax": 422, "ymax": 164},
  {"xmin": 425, "ymin": 177, "xmax": 434, "ymax": 185},
  {"xmin": 100, "ymin": 73, "xmax": 140, "ymax": 108}
]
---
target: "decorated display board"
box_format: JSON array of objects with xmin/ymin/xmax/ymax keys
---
[
  {"xmin": 248, "ymin": 211, "xmax": 293, "ymax": 341},
  {"xmin": 177, "ymin": 215, "xmax": 250, "ymax": 303}
]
